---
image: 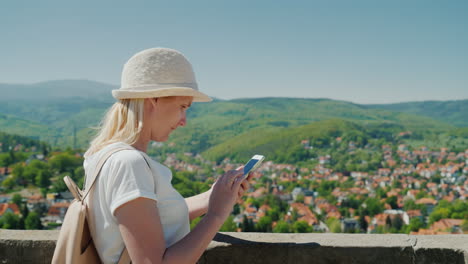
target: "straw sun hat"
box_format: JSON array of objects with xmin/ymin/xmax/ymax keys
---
[{"xmin": 112, "ymin": 47, "xmax": 212, "ymax": 102}]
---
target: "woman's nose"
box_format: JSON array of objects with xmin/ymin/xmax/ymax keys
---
[{"xmin": 179, "ymin": 113, "xmax": 187, "ymax": 127}]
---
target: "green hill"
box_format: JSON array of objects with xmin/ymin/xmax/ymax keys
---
[
  {"xmin": 165, "ymin": 98, "xmax": 452, "ymax": 154},
  {"xmin": 0, "ymin": 80, "xmax": 115, "ymax": 102},
  {"xmin": 0, "ymin": 113, "xmax": 52, "ymax": 141},
  {"xmin": 365, "ymin": 99, "xmax": 468, "ymax": 127},
  {"xmin": 0, "ymin": 81, "xmax": 465, "ymax": 152},
  {"xmin": 0, "ymin": 130, "xmax": 48, "ymax": 154},
  {"xmin": 201, "ymin": 119, "xmax": 362, "ymax": 163}
]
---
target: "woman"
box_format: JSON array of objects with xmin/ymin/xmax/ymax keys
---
[{"xmin": 83, "ymin": 48, "xmax": 250, "ymax": 263}]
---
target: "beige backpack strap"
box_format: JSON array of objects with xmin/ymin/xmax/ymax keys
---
[
  {"xmin": 81, "ymin": 146, "xmax": 136, "ymax": 264},
  {"xmin": 63, "ymin": 175, "xmax": 83, "ymax": 201},
  {"xmin": 82, "ymin": 147, "xmax": 133, "ymax": 201}
]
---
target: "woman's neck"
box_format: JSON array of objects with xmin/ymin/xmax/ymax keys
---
[{"xmin": 131, "ymin": 136, "xmax": 149, "ymax": 153}]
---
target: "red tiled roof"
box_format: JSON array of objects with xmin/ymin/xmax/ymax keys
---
[
  {"xmin": 0, "ymin": 167, "xmax": 10, "ymax": 175},
  {"xmin": 290, "ymin": 203, "xmax": 318, "ymax": 225},
  {"xmin": 0, "ymin": 203, "xmax": 21, "ymax": 216},
  {"xmin": 431, "ymin": 219, "xmax": 463, "ymax": 232},
  {"xmin": 47, "ymin": 202, "xmax": 70, "ymax": 216},
  {"xmin": 407, "ymin": 210, "xmax": 422, "ymax": 218},
  {"xmin": 416, "ymin": 198, "xmax": 437, "ymax": 205}
]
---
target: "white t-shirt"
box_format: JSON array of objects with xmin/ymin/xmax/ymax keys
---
[{"xmin": 83, "ymin": 142, "xmax": 190, "ymax": 264}]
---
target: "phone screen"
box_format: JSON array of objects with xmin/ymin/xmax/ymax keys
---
[{"xmin": 244, "ymin": 159, "xmax": 260, "ymax": 176}]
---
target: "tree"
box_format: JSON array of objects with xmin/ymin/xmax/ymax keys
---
[
  {"xmin": 392, "ymin": 215, "xmax": 404, "ymax": 232},
  {"xmin": 290, "ymin": 208, "xmax": 300, "ymax": 222},
  {"xmin": 267, "ymin": 208, "xmax": 280, "ymax": 222},
  {"xmin": 219, "ymin": 215, "xmax": 237, "ymax": 232},
  {"xmin": 0, "ymin": 153, "xmax": 13, "ymax": 167},
  {"xmin": 403, "ymin": 199, "xmax": 418, "ymax": 211},
  {"xmin": 292, "ymin": 221, "xmax": 312, "ymax": 233},
  {"xmin": 406, "ymin": 218, "xmax": 424, "ymax": 233},
  {"xmin": 295, "ymin": 194, "xmax": 305, "ymax": 203},
  {"xmin": 49, "ymin": 153, "xmax": 82, "ymax": 175},
  {"xmin": 0, "ymin": 211, "xmax": 21, "ymax": 229},
  {"xmin": 363, "ymin": 197, "xmax": 384, "ymax": 217},
  {"xmin": 241, "ymin": 215, "xmax": 255, "ymax": 232},
  {"xmin": 359, "ymin": 214, "xmax": 368, "ymax": 233},
  {"xmin": 273, "ymin": 220, "xmax": 291, "ymax": 233},
  {"xmin": 450, "ymin": 200, "xmax": 468, "ymax": 219},
  {"xmin": 35, "ymin": 170, "xmax": 51, "ymax": 188},
  {"xmin": 52, "ymin": 173, "xmax": 69, "ymax": 193},
  {"xmin": 385, "ymin": 196, "xmax": 398, "ymax": 209},
  {"xmin": 385, "ymin": 216, "xmax": 392, "ymax": 229},
  {"xmin": 11, "ymin": 194, "xmax": 23, "ymax": 207},
  {"xmin": 326, "ymin": 217, "xmax": 342, "ymax": 233},
  {"xmin": 11, "ymin": 164, "xmax": 26, "ymax": 186},
  {"xmin": 462, "ymin": 220, "xmax": 468, "ymax": 233},
  {"xmin": 1, "ymin": 176, "xmax": 16, "ymax": 191},
  {"xmin": 429, "ymin": 208, "xmax": 450, "ymax": 224},
  {"xmin": 24, "ymin": 211, "xmax": 42, "ymax": 230},
  {"xmin": 256, "ymin": 216, "xmax": 273, "ymax": 232}
]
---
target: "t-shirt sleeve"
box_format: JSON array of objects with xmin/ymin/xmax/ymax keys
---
[{"xmin": 105, "ymin": 150, "xmax": 158, "ymax": 216}]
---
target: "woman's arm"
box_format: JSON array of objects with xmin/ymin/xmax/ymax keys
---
[
  {"xmin": 115, "ymin": 168, "xmax": 245, "ymax": 264},
  {"xmin": 185, "ymin": 190, "xmax": 211, "ymax": 221}
]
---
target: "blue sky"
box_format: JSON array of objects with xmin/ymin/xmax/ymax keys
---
[{"xmin": 1, "ymin": 0, "xmax": 467, "ymax": 104}]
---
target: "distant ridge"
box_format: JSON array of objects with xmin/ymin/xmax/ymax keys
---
[
  {"xmin": 365, "ymin": 99, "xmax": 468, "ymax": 127},
  {"xmin": 0, "ymin": 80, "xmax": 466, "ymax": 149},
  {"xmin": 0, "ymin": 79, "xmax": 116, "ymax": 101}
]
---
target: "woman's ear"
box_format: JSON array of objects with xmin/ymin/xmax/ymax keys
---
[{"xmin": 147, "ymin": 98, "xmax": 158, "ymax": 109}]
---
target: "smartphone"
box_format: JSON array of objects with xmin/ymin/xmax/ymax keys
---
[{"xmin": 243, "ymin": 155, "xmax": 265, "ymax": 178}]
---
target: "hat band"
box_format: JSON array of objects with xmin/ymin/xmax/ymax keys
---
[{"xmin": 120, "ymin": 83, "xmax": 198, "ymax": 91}]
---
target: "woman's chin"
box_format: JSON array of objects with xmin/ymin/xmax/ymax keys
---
[{"xmin": 152, "ymin": 135, "xmax": 170, "ymax": 143}]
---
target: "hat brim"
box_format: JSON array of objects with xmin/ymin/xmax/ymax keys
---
[{"xmin": 112, "ymin": 87, "xmax": 212, "ymax": 102}]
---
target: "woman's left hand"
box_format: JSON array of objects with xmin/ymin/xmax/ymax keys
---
[{"xmin": 209, "ymin": 169, "xmax": 252, "ymax": 203}]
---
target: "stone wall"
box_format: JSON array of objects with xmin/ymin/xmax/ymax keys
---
[{"xmin": 0, "ymin": 229, "xmax": 467, "ymax": 264}]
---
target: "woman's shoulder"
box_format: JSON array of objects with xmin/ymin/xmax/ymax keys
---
[
  {"xmin": 107, "ymin": 144, "xmax": 148, "ymax": 166},
  {"xmin": 86, "ymin": 142, "xmax": 147, "ymax": 167}
]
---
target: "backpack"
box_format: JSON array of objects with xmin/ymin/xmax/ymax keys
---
[{"xmin": 52, "ymin": 147, "xmax": 132, "ymax": 264}]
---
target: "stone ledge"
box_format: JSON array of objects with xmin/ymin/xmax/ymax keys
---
[{"xmin": 0, "ymin": 229, "xmax": 467, "ymax": 264}]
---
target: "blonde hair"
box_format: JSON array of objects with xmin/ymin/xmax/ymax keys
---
[{"xmin": 84, "ymin": 99, "xmax": 145, "ymax": 157}]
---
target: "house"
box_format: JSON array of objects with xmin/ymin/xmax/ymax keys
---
[
  {"xmin": 319, "ymin": 155, "xmax": 331, "ymax": 165},
  {"xmin": 292, "ymin": 187, "xmax": 304, "ymax": 201},
  {"xmin": 430, "ymin": 219, "xmax": 464, "ymax": 234},
  {"xmin": 0, "ymin": 203, "xmax": 21, "ymax": 217},
  {"xmin": 326, "ymin": 206, "xmax": 342, "ymax": 220},
  {"xmin": 341, "ymin": 218, "xmax": 359, "ymax": 232},
  {"xmin": 406, "ymin": 210, "xmax": 423, "ymax": 221},
  {"xmin": 416, "ymin": 198, "xmax": 437, "ymax": 215},
  {"xmin": 243, "ymin": 204, "xmax": 258, "ymax": 220},
  {"xmin": 256, "ymin": 204, "xmax": 271, "ymax": 220},
  {"xmin": 378, "ymin": 168, "xmax": 391, "ymax": 177},
  {"xmin": 0, "ymin": 167, "xmax": 10, "ymax": 175},
  {"xmin": 44, "ymin": 202, "xmax": 70, "ymax": 223},
  {"xmin": 304, "ymin": 196, "xmax": 314, "ymax": 205},
  {"xmin": 383, "ymin": 209, "xmax": 409, "ymax": 225},
  {"xmin": 248, "ymin": 187, "xmax": 266, "ymax": 199},
  {"xmin": 289, "ymin": 203, "xmax": 318, "ymax": 226},
  {"xmin": 26, "ymin": 195, "xmax": 47, "ymax": 212}
]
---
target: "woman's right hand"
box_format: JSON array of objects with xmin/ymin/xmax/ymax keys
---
[{"xmin": 206, "ymin": 167, "xmax": 244, "ymax": 222}]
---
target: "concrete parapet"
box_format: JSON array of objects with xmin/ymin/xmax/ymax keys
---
[{"xmin": 0, "ymin": 229, "xmax": 467, "ymax": 263}]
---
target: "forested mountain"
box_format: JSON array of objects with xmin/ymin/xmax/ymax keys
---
[
  {"xmin": 0, "ymin": 80, "xmax": 115, "ymax": 101},
  {"xmin": 0, "ymin": 80, "xmax": 466, "ymax": 153},
  {"xmin": 0, "ymin": 131, "xmax": 47, "ymax": 152},
  {"xmin": 365, "ymin": 99, "xmax": 468, "ymax": 127},
  {"xmin": 1, "ymin": 82, "xmax": 467, "ymax": 234}
]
